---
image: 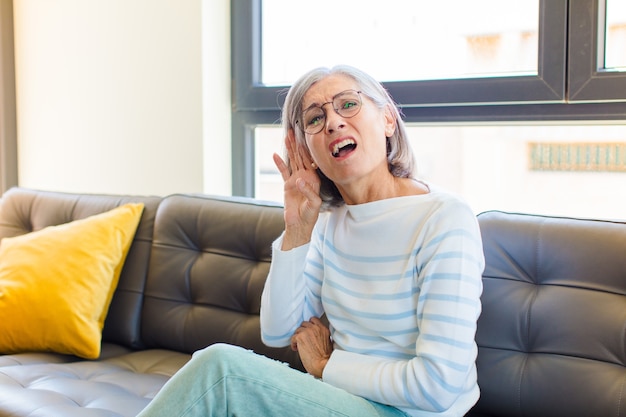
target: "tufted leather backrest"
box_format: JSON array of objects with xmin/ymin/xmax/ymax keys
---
[
  {"xmin": 140, "ymin": 194, "xmax": 303, "ymax": 369},
  {"xmin": 469, "ymin": 211, "xmax": 626, "ymax": 417},
  {"xmin": 0, "ymin": 187, "xmax": 162, "ymax": 349}
]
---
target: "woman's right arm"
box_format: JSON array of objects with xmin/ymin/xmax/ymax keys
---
[
  {"xmin": 260, "ymin": 131, "xmax": 323, "ymax": 347},
  {"xmin": 260, "ymin": 235, "xmax": 312, "ymax": 347}
]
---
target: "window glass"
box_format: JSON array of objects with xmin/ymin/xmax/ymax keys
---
[
  {"xmin": 605, "ymin": 0, "xmax": 626, "ymax": 70},
  {"xmin": 255, "ymin": 127, "xmax": 285, "ymax": 202},
  {"xmin": 261, "ymin": 0, "xmax": 539, "ymax": 86},
  {"xmin": 255, "ymin": 125, "xmax": 626, "ymax": 220}
]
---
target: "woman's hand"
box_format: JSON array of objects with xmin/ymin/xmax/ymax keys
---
[
  {"xmin": 273, "ymin": 130, "xmax": 322, "ymax": 250},
  {"xmin": 290, "ymin": 317, "xmax": 333, "ymax": 379}
]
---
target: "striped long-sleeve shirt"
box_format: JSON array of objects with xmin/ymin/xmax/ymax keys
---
[{"xmin": 261, "ymin": 188, "xmax": 484, "ymax": 417}]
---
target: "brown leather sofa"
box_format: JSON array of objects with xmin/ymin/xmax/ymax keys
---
[{"xmin": 0, "ymin": 187, "xmax": 624, "ymax": 417}]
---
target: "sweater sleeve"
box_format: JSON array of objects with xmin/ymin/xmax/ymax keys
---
[
  {"xmin": 322, "ymin": 200, "xmax": 484, "ymax": 414},
  {"xmin": 260, "ymin": 233, "xmax": 325, "ymax": 347}
]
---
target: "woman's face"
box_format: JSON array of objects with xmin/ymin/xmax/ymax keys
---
[{"xmin": 301, "ymin": 74, "xmax": 396, "ymax": 189}]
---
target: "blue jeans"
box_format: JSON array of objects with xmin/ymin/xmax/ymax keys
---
[{"xmin": 137, "ymin": 343, "xmax": 408, "ymax": 417}]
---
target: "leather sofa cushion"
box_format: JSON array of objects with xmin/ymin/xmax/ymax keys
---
[
  {"xmin": 472, "ymin": 211, "xmax": 626, "ymax": 417},
  {"xmin": 0, "ymin": 349, "xmax": 190, "ymax": 417},
  {"xmin": 140, "ymin": 194, "xmax": 303, "ymax": 369},
  {"xmin": 0, "ymin": 343, "xmax": 133, "ymax": 368}
]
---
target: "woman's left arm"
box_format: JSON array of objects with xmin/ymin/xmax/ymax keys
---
[{"xmin": 322, "ymin": 202, "xmax": 485, "ymax": 413}]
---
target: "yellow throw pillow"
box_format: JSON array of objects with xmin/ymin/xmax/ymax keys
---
[{"xmin": 0, "ymin": 203, "xmax": 144, "ymax": 359}]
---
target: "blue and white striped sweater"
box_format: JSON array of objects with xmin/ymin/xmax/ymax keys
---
[{"xmin": 261, "ymin": 189, "xmax": 484, "ymax": 417}]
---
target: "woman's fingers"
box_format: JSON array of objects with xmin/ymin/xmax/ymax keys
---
[
  {"xmin": 308, "ymin": 317, "xmax": 324, "ymax": 326},
  {"xmin": 296, "ymin": 178, "xmax": 321, "ymax": 204},
  {"xmin": 285, "ymin": 130, "xmax": 316, "ymax": 173},
  {"xmin": 278, "ymin": 130, "xmax": 318, "ymax": 181},
  {"xmin": 286, "ymin": 130, "xmax": 300, "ymax": 173},
  {"xmin": 292, "ymin": 133, "xmax": 307, "ymax": 171},
  {"xmin": 273, "ymin": 153, "xmax": 290, "ymax": 182}
]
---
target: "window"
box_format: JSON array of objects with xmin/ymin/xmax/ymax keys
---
[
  {"xmin": 605, "ymin": 0, "xmax": 626, "ymax": 70},
  {"xmin": 255, "ymin": 124, "xmax": 626, "ymax": 219},
  {"xmin": 261, "ymin": 0, "xmax": 539, "ymax": 85},
  {"xmin": 233, "ymin": 0, "xmax": 567, "ymax": 110},
  {"xmin": 232, "ymin": 0, "xmax": 626, "ymax": 219}
]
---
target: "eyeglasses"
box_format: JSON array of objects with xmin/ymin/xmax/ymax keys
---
[{"xmin": 297, "ymin": 90, "xmax": 362, "ymax": 135}]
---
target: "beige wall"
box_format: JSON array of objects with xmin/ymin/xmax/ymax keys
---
[{"xmin": 13, "ymin": 0, "xmax": 231, "ymax": 196}]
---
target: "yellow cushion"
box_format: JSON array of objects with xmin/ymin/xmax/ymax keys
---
[{"xmin": 0, "ymin": 203, "xmax": 144, "ymax": 359}]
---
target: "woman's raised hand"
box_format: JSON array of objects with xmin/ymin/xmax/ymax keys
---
[{"xmin": 273, "ymin": 130, "xmax": 322, "ymax": 250}]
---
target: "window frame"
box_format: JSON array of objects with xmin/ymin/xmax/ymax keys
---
[
  {"xmin": 231, "ymin": 0, "xmax": 626, "ymax": 197},
  {"xmin": 568, "ymin": 0, "xmax": 626, "ymax": 101}
]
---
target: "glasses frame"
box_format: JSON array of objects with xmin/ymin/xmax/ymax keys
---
[{"xmin": 297, "ymin": 90, "xmax": 363, "ymax": 135}]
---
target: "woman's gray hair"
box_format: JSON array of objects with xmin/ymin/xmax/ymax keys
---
[{"xmin": 281, "ymin": 65, "xmax": 416, "ymax": 209}]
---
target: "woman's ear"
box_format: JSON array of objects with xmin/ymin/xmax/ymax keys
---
[{"xmin": 383, "ymin": 104, "xmax": 397, "ymax": 137}]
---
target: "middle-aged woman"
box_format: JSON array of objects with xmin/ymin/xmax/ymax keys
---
[{"xmin": 137, "ymin": 65, "xmax": 484, "ymax": 417}]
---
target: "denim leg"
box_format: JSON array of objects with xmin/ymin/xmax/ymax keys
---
[{"xmin": 137, "ymin": 343, "xmax": 406, "ymax": 417}]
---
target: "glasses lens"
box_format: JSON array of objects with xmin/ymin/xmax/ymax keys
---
[
  {"xmin": 334, "ymin": 91, "xmax": 361, "ymax": 117},
  {"xmin": 302, "ymin": 107, "xmax": 326, "ymax": 134},
  {"xmin": 299, "ymin": 91, "xmax": 362, "ymax": 134}
]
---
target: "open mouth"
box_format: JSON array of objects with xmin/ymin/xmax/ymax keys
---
[{"xmin": 331, "ymin": 139, "xmax": 357, "ymax": 158}]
